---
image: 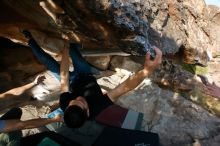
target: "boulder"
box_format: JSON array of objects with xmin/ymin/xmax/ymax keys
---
[{"xmin": 0, "ymin": 0, "xmax": 219, "ymax": 66}]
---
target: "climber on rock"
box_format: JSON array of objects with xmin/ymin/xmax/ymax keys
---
[{"xmin": 22, "ymin": 30, "xmax": 162, "ymax": 128}]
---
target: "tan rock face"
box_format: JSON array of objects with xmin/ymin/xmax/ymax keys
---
[
  {"xmin": 1, "ymin": 37, "xmax": 220, "ymax": 146},
  {"xmin": 85, "ymin": 56, "xmax": 111, "ymax": 70},
  {"xmin": 0, "ymin": 0, "xmax": 219, "ymax": 66},
  {"xmin": 0, "ymin": 2, "xmax": 220, "ymax": 145},
  {"xmin": 110, "ymin": 56, "xmax": 143, "ymax": 72},
  {"xmin": 148, "ymin": 0, "xmax": 212, "ymax": 65},
  {"xmin": 152, "ymin": 60, "xmax": 195, "ymax": 92},
  {"xmin": 204, "ymin": 5, "xmax": 220, "ymax": 57},
  {"xmin": 97, "ymin": 69, "xmax": 220, "ymax": 146},
  {"xmin": 0, "ymin": 39, "xmax": 45, "ymax": 92}
]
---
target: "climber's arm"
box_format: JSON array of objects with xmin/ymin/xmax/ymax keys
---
[
  {"xmin": 107, "ymin": 47, "xmax": 162, "ymax": 102},
  {"xmin": 0, "ymin": 115, "xmax": 63, "ymax": 133},
  {"xmin": 0, "ymin": 75, "xmax": 45, "ymax": 99},
  {"xmin": 60, "ymin": 41, "xmax": 70, "ymax": 92}
]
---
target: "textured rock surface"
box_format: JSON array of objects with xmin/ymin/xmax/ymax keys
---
[
  {"xmin": 85, "ymin": 56, "xmax": 111, "ymax": 70},
  {"xmin": 0, "ymin": 39, "xmax": 45, "ymax": 93},
  {"xmin": 110, "ymin": 55, "xmax": 143, "ymax": 72},
  {"xmin": 0, "ymin": 0, "xmax": 219, "ymax": 65},
  {"xmin": 4, "ymin": 68, "xmax": 218, "ymax": 146},
  {"xmin": 117, "ymin": 83, "xmax": 220, "ymax": 146},
  {"xmin": 204, "ymin": 5, "xmax": 220, "ymax": 57},
  {"xmin": 1, "ymin": 51, "xmax": 220, "ymax": 146},
  {"xmin": 98, "ymin": 70, "xmax": 220, "ymax": 146},
  {"xmin": 151, "ymin": 60, "xmax": 220, "ymax": 117},
  {"xmin": 0, "ymin": 0, "xmax": 220, "ymax": 145}
]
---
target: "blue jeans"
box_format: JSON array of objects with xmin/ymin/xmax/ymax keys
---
[{"xmin": 28, "ymin": 39, "xmax": 99, "ymax": 83}]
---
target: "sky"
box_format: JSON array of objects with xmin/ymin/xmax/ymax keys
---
[{"xmin": 205, "ymin": 0, "xmax": 220, "ymax": 7}]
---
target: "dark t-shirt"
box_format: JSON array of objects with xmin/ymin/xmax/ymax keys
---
[{"xmin": 60, "ymin": 74, "xmax": 113, "ymax": 120}]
